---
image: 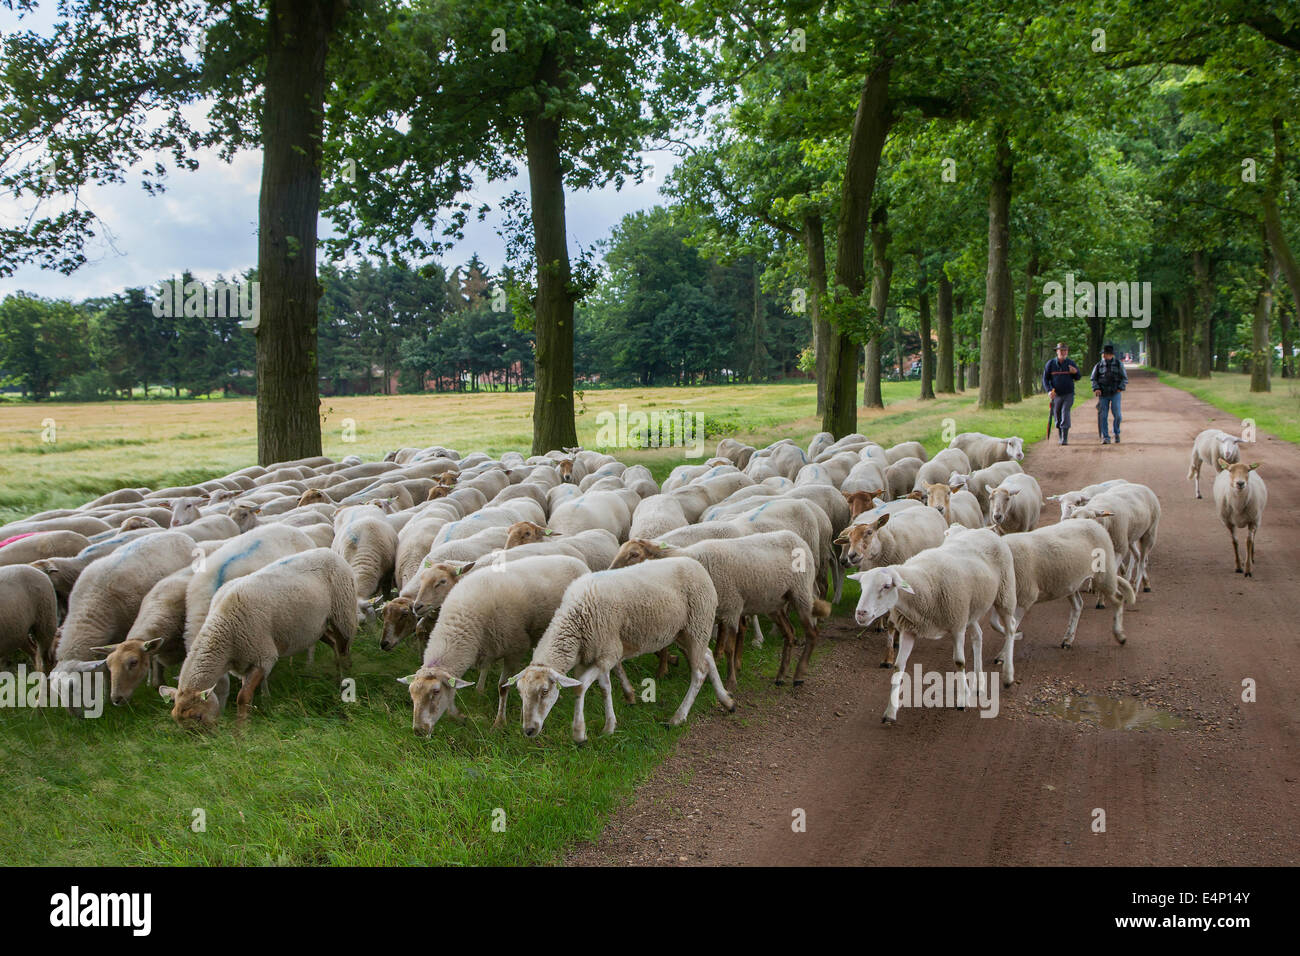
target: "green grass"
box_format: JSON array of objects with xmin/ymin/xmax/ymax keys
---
[
  {"xmin": 1154, "ymin": 369, "xmax": 1300, "ymax": 444},
  {"xmin": 0, "ymin": 380, "xmax": 1052, "ymax": 865}
]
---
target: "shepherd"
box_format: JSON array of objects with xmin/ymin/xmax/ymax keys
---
[
  {"xmin": 1043, "ymin": 341, "xmax": 1081, "ymax": 445},
  {"xmin": 1091, "ymin": 342, "xmax": 1128, "ymax": 444}
]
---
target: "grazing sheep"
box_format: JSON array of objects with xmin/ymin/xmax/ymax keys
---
[
  {"xmin": 33, "ymin": 529, "xmax": 161, "ymax": 616},
  {"xmin": 100, "ymin": 566, "xmax": 198, "ymax": 703},
  {"xmin": 175, "ymin": 513, "xmax": 242, "ymax": 542},
  {"xmin": 160, "ymin": 548, "xmax": 357, "ymax": 729},
  {"xmin": 509, "ymin": 557, "xmax": 734, "ymax": 743},
  {"xmin": 0, "ymin": 530, "xmax": 91, "ymax": 567},
  {"xmin": 1188, "ymin": 428, "xmax": 1250, "ymax": 499},
  {"xmin": 806, "ymin": 433, "xmax": 836, "ymax": 461},
  {"xmin": 432, "ymin": 503, "xmax": 546, "ymax": 546},
  {"xmin": 921, "ymin": 482, "xmax": 984, "ymax": 529},
  {"xmin": 883, "ymin": 457, "xmax": 924, "ymax": 501},
  {"xmin": 0, "ymin": 514, "xmax": 113, "ymax": 539},
  {"xmin": 992, "ymin": 521, "xmax": 1136, "ymax": 683},
  {"xmin": 986, "ymin": 473, "xmax": 1044, "ymax": 535},
  {"xmin": 949, "ymin": 432, "xmax": 1025, "ymax": 470},
  {"xmin": 0, "ymin": 565, "xmax": 58, "ymax": 671},
  {"xmin": 331, "ymin": 515, "xmax": 399, "ymax": 604},
  {"xmin": 841, "ymin": 459, "xmax": 888, "ymax": 497},
  {"xmin": 912, "ymin": 447, "xmax": 972, "ymax": 492},
  {"xmin": 1214, "ymin": 459, "xmax": 1266, "ymax": 577},
  {"xmin": 398, "ymin": 555, "xmax": 591, "ymax": 734},
  {"xmin": 417, "ymin": 526, "xmax": 512, "ymax": 571},
  {"xmin": 548, "ymin": 490, "xmax": 634, "ymax": 540},
  {"xmin": 628, "ymin": 494, "xmax": 690, "ymax": 539},
  {"xmin": 611, "ymin": 532, "xmax": 831, "ymax": 690}
]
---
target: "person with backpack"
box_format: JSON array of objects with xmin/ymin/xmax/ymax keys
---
[
  {"xmin": 1091, "ymin": 343, "xmax": 1128, "ymax": 444},
  {"xmin": 1043, "ymin": 342, "xmax": 1081, "ymax": 445}
]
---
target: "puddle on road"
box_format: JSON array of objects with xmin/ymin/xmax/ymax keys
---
[{"xmin": 1043, "ymin": 694, "xmax": 1187, "ymax": 730}]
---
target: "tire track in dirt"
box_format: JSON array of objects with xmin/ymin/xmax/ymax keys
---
[{"xmin": 568, "ymin": 370, "xmax": 1300, "ymax": 866}]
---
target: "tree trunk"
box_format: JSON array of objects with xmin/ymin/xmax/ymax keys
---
[
  {"xmin": 823, "ymin": 58, "xmax": 893, "ymax": 438},
  {"xmin": 525, "ymin": 44, "xmax": 579, "ymax": 455},
  {"xmin": 749, "ymin": 258, "xmax": 767, "ymax": 380},
  {"xmin": 1019, "ymin": 253, "xmax": 1040, "ymax": 396},
  {"xmin": 863, "ymin": 204, "xmax": 891, "ymax": 409},
  {"xmin": 1263, "ymin": 118, "xmax": 1300, "ymax": 342},
  {"xmin": 1280, "ymin": 293, "xmax": 1294, "ymax": 378},
  {"xmin": 1251, "ymin": 244, "xmax": 1275, "ymax": 393},
  {"xmin": 918, "ymin": 259, "xmax": 934, "ymax": 400},
  {"xmin": 1004, "ymin": 265, "xmax": 1020, "ymax": 404},
  {"xmin": 978, "ymin": 125, "xmax": 1012, "ymax": 409},
  {"xmin": 1177, "ymin": 293, "xmax": 1193, "ymax": 375},
  {"xmin": 1193, "ymin": 250, "xmax": 1213, "ymax": 378},
  {"xmin": 936, "ymin": 271, "xmax": 954, "ymax": 392},
  {"xmin": 805, "ymin": 215, "xmax": 830, "ymax": 415},
  {"xmin": 255, "ymin": 0, "xmax": 341, "ymax": 465}
]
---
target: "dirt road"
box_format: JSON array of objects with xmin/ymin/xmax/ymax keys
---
[{"xmin": 569, "ymin": 370, "xmax": 1300, "ymax": 866}]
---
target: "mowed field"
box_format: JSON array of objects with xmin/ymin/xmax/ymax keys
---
[{"xmin": 1, "ymin": 380, "xmax": 1062, "ymax": 865}]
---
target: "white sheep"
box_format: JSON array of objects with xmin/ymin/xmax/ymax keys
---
[
  {"xmin": 1065, "ymin": 482, "xmax": 1160, "ymax": 593},
  {"xmin": 548, "ymin": 490, "xmax": 634, "ymax": 540},
  {"xmin": 948, "ymin": 432, "xmax": 1025, "ymax": 470},
  {"xmin": 0, "ymin": 530, "xmax": 91, "ymax": 567},
  {"xmin": 1188, "ymin": 428, "xmax": 1250, "ymax": 499},
  {"xmin": 628, "ymin": 494, "xmax": 690, "ymax": 539},
  {"xmin": 331, "ymin": 514, "xmax": 398, "ymax": 604},
  {"xmin": 883, "ymin": 457, "xmax": 924, "ymax": 501},
  {"xmin": 398, "ymin": 555, "xmax": 591, "ymax": 734},
  {"xmin": 160, "ymin": 548, "xmax": 357, "ymax": 729},
  {"xmin": 912, "ymin": 447, "xmax": 972, "ymax": 491},
  {"xmin": 1214, "ymin": 459, "xmax": 1266, "ymax": 577},
  {"xmin": 950, "ymin": 460, "xmax": 1024, "ymax": 517},
  {"xmin": 884, "ymin": 440, "xmax": 928, "ymax": 464},
  {"xmin": 0, "ymin": 565, "xmax": 58, "ymax": 672},
  {"xmin": 841, "ymin": 459, "xmax": 888, "ymax": 496},
  {"xmin": 920, "ymin": 482, "xmax": 983, "ymax": 529},
  {"xmin": 1045, "ymin": 479, "xmax": 1128, "ymax": 521},
  {"xmin": 508, "ymin": 557, "xmax": 734, "ymax": 743},
  {"xmin": 987, "ymin": 473, "xmax": 1044, "ymax": 534}
]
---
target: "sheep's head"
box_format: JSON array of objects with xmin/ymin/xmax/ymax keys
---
[
  {"xmin": 368, "ymin": 497, "xmax": 397, "ymax": 514},
  {"xmin": 412, "ymin": 561, "xmax": 474, "ymax": 617},
  {"xmin": 833, "ymin": 514, "xmax": 889, "ymax": 567},
  {"xmin": 1218, "ymin": 436, "xmax": 1246, "ymax": 465},
  {"xmin": 119, "ymin": 515, "xmax": 158, "ymax": 531},
  {"xmin": 1004, "ymin": 437, "xmax": 1025, "ymax": 462},
  {"xmin": 610, "ymin": 539, "xmax": 670, "ymax": 568},
  {"xmin": 426, "ymin": 485, "xmax": 451, "ymax": 501},
  {"xmin": 399, "ymin": 666, "xmax": 474, "ymax": 736},
  {"xmin": 227, "ymin": 503, "xmax": 261, "ymax": 532},
  {"xmin": 505, "ymin": 521, "xmax": 554, "ymax": 549},
  {"xmin": 1050, "ymin": 490, "xmax": 1090, "ymax": 520},
  {"xmin": 161, "ymin": 683, "xmax": 221, "ymax": 731},
  {"xmin": 505, "ymin": 665, "xmax": 582, "ymax": 737},
  {"xmin": 208, "ymin": 489, "xmax": 238, "ymax": 504},
  {"xmin": 1070, "ymin": 506, "xmax": 1116, "ymax": 527},
  {"xmin": 1218, "ymin": 459, "xmax": 1260, "ymax": 492},
  {"xmin": 557, "ymin": 459, "xmax": 576, "ymax": 483},
  {"xmin": 380, "ymin": 597, "xmax": 419, "ymax": 651},
  {"xmin": 95, "ymin": 637, "xmax": 164, "ymax": 705},
  {"xmin": 298, "ymin": 488, "xmax": 329, "ymax": 507},
  {"xmin": 987, "ymin": 485, "xmax": 1022, "ymax": 530},
  {"xmin": 847, "ymin": 567, "xmax": 913, "ymax": 627},
  {"xmin": 842, "ymin": 490, "xmax": 883, "ymax": 519},
  {"xmin": 169, "ymin": 496, "xmax": 207, "ymax": 527},
  {"xmin": 924, "ymin": 482, "xmax": 957, "ymax": 517},
  {"xmin": 437, "ymin": 470, "xmax": 459, "ymax": 487}
]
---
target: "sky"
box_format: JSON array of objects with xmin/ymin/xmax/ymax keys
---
[{"xmin": 0, "ymin": 5, "xmax": 683, "ymax": 302}]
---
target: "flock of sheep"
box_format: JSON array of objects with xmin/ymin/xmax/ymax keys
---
[{"xmin": 0, "ymin": 420, "xmax": 1266, "ymax": 737}]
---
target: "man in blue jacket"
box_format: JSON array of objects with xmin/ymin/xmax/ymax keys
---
[
  {"xmin": 1091, "ymin": 342, "xmax": 1128, "ymax": 444},
  {"xmin": 1043, "ymin": 342, "xmax": 1081, "ymax": 445}
]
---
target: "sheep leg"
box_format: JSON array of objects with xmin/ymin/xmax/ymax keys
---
[
  {"xmin": 1229, "ymin": 527, "xmax": 1242, "ymax": 573},
  {"xmin": 880, "ymin": 627, "xmax": 898, "ymax": 668},
  {"xmin": 792, "ymin": 606, "xmax": 818, "ymax": 686},
  {"xmin": 1110, "ymin": 587, "xmax": 1126, "ymax": 645},
  {"xmin": 596, "ymin": 670, "xmax": 617, "ymax": 736},
  {"xmin": 654, "ymin": 649, "xmax": 671, "ymax": 679},
  {"xmin": 831, "ymin": 557, "xmax": 844, "ymax": 604},
  {"xmin": 1060, "ymin": 592, "xmax": 1085, "ymax": 648},
  {"xmin": 718, "ymin": 620, "xmax": 739, "ymax": 692},
  {"xmin": 148, "ymin": 656, "xmax": 163, "ymax": 688},
  {"xmin": 883, "ymin": 629, "xmax": 917, "ymax": 723},
  {"xmin": 476, "ymin": 668, "xmax": 489, "ymax": 693},
  {"xmin": 732, "ymin": 617, "xmax": 747, "ymax": 685},
  {"xmin": 773, "ymin": 612, "xmax": 798, "ymax": 685},
  {"xmin": 494, "ymin": 669, "xmax": 510, "ymax": 729},
  {"xmin": 670, "ymin": 634, "xmax": 733, "ymax": 724},
  {"xmin": 1192, "ymin": 461, "xmax": 1202, "ymax": 498},
  {"xmin": 236, "ymin": 667, "xmax": 265, "ymax": 722},
  {"xmin": 967, "ymin": 620, "xmax": 984, "ymax": 707},
  {"xmin": 952, "ymin": 625, "xmax": 967, "ymax": 710},
  {"xmin": 569, "ymin": 665, "xmax": 601, "ymax": 744},
  {"xmin": 613, "ymin": 662, "xmax": 636, "ymax": 704},
  {"xmin": 1245, "ymin": 524, "xmax": 1256, "ymax": 577},
  {"xmin": 750, "ymin": 614, "xmax": 764, "ymax": 648}
]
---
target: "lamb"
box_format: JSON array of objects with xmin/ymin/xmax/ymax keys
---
[
  {"xmin": 508, "ymin": 557, "xmax": 734, "ymax": 743},
  {"xmin": 912, "ymin": 447, "xmax": 972, "ymax": 492},
  {"xmin": 160, "ymin": 548, "xmax": 357, "ymax": 729},
  {"xmin": 1188, "ymin": 428, "xmax": 1250, "ymax": 499},
  {"xmin": 921, "ymin": 482, "xmax": 984, "ymax": 529},
  {"xmin": 182, "ymin": 524, "xmax": 316, "ymax": 650},
  {"xmin": 884, "ymin": 440, "xmax": 928, "ymax": 464},
  {"xmin": 951, "ymin": 460, "xmax": 1025, "ymax": 517},
  {"xmin": 990, "ymin": 521, "xmax": 1135, "ymax": 683},
  {"xmin": 0, "ymin": 530, "xmax": 91, "ymax": 567},
  {"xmin": 1213, "ymin": 459, "xmax": 1266, "ymax": 577},
  {"xmin": 986, "ymin": 473, "xmax": 1044, "ymax": 535},
  {"xmin": 398, "ymin": 555, "xmax": 591, "ymax": 734},
  {"xmin": 0, "ymin": 565, "xmax": 58, "ymax": 671},
  {"xmin": 1065, "ymin": 482, "xmax": 1160, "ymax": 593},
  {"xmin": 331, "ymin": 514, "xmax": 399, "ymax": 604},
  {"xmin": 948, "ymin": 432, "xmax": 1025, "ymax": 470},
  {"xmin": 48, "ymin": 531, "xmax": 197, "ymax": 697},
  {"xmin": 610, "ymin": 532, "xmax": 831, "ymax": 689}
]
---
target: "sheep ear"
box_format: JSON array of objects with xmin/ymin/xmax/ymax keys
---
[
  {"xmin": 396, "ymin": 674, "xmax": 418, "ymax": 686},
  {"xmin": 447, "ymin": 677, "xmax": 475, "ymax": 690},
  {"xmin": 893, "ymin": 574, "xmax": 915, "ymax": 594},
  {"xmin": 198, "ymin": 683, "xmax": 218, "ymax": 702},
  {"xmin": 1217, "ymin": 457, "xmax": 1230, "ymax": 470},
  {"xmin": 832, "ymin": 533, "xmax": 848, "ymax": 546},
  {"xmin": 454, "ymin": 561, "xmax": 476, "ymax": 576},
  {"xmin": 845, "ymin": 571, "xmax": 864, "ymax": 582},
  {"xmin": 1248, "ymin": 462, "xmax": 1260, "ymax": 471},
  {"xmin": 90, "ymin": 643, "xmax": 120, "ymax": 656},
  {"xmin": 139, "ymin": 638, "xmax": 164, "ymax": 653},
  {"xmin": 906, "ymin": 490, "xmax": 923, "ymax": 500},
  {"xmin": 1045, "ymin": 493, "xmax": 1060, "ymax": 501},
  {"xmin": 159, "ymin": 686, "xmax": 178, "ymax": 701},
  {"xmin": 543, "ymin": 528, "xmax": 557, "ymax": 536},
  {"xmin": 503, "ymin": 671, "xmax": 524, "ymax": 687},
  {"xmin": 553, "ymin": 671, "xmax": 584, "ymax": 689},
  {"xmin": 876, "ymin": 511, "xmax": 891, "ymax": 528},
  {"xmin": 1006, "ymin": 488, "xmax": 1020, "ymax": 497}
]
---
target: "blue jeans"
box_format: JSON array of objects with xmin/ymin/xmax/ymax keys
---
[{"xmin": 1098, "ymin": 391, "xmax": 1122, "ymax": 439}]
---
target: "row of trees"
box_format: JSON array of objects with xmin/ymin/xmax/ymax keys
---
[{"xmin": 4, "ymin": 2, "xmax": 1298, "ymax": 453}]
